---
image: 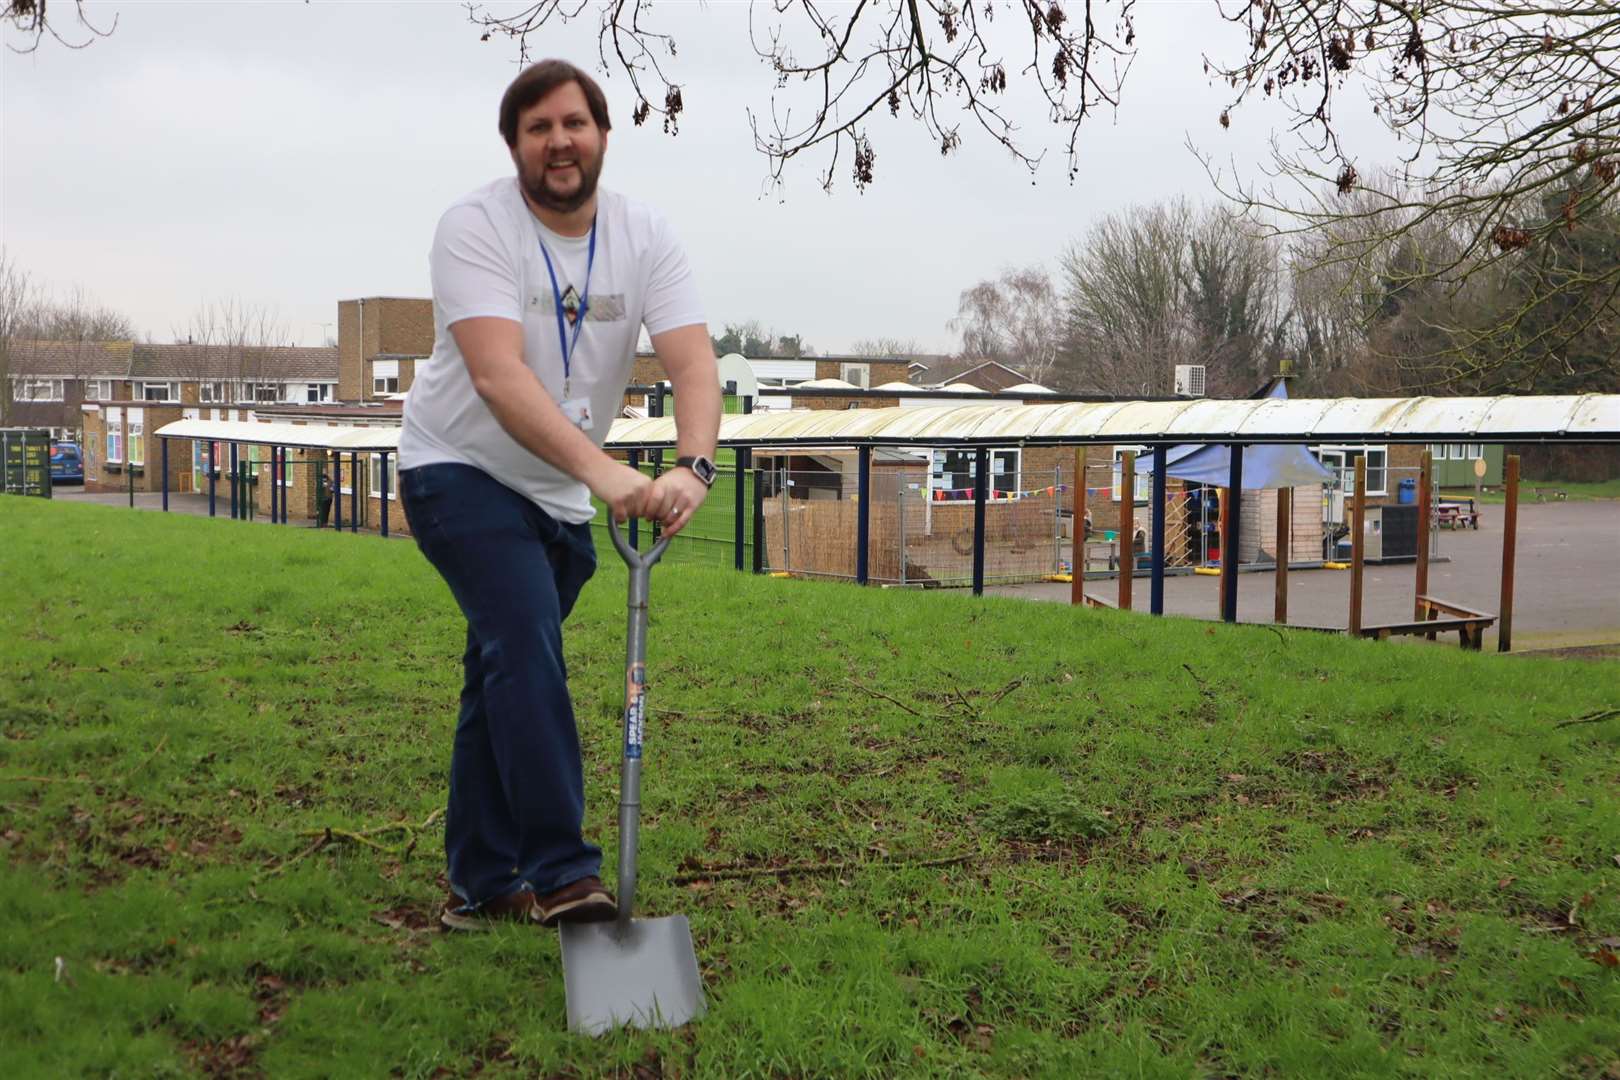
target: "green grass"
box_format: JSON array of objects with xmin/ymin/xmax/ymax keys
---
[
  {"xmin": 3, "ymin": 496, "xmax": 1619, "ymax": 1078},
  {"xmin": 1442, "ymin": 478, "xmax": 1620, "ymax": 504}
]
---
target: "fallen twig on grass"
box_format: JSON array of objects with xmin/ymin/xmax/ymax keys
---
[
  {"xmin": 674, "ymin": 852, "xmax": 972, "ymax": 885},
  {"xmin": 844, "ymin": 677, "xmax": 925, "ymax": 717},
  {"xmin": 263, "ymin": 807, "xmax": 445, "ymax": 878},
  {"xmin": 1555, "ymin": 708, "xmax": 1620, "ymax": 729}
]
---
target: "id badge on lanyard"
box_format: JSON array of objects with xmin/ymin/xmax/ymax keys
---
[{"xmin": 538, "ymin": 218, "xmax": 597, "ymax": 430}]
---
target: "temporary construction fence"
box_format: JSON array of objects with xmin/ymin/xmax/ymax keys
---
[
  {"xmin": 759, "ymin": 467, "xmax": 1066, "ymax": 586},
  {"xmin": 1074, "ymin": 460, "xmax": 1446, "ymax": 576}
]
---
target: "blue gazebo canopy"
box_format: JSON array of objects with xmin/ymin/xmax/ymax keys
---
[{"xmin": 1135, "ymin": 378, "xmax": 1333, "ymax": 489}]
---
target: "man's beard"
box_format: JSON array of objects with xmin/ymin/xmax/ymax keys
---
[{"xmin": 520, "ymin": 152, "xmax": 603, "ymax": 214}]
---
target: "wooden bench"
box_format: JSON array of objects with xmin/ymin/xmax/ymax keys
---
[
  {"xmin": 1354, "ymin": 594, "xmax": 1496, "ymax": 650},
  {"xmin": 1434, "ymin": 499, "xmax": 1481, "ymax": 530},
  {"xmin": 1080, "ymin": 593, "xmax": 1116, "ymax": 609}
]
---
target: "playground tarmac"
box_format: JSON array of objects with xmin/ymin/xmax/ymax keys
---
[
  {"xmin": 989, "ymin": 498, "xmax": 1620, "ymax": 652},
  {"xmin": 48, "ymin": 488, "xmax": 1620, "ymax": 651}
]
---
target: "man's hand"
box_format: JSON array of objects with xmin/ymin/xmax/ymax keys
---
[
  {"xmin": 644, "ymin": 467, "xmax": 710, "ymax": 537},
  {"xmin": 587, "ymin": 460, "xmax": 654, "ymax": 523}
]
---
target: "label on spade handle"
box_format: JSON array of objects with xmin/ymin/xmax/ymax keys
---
[{"xmin": 624, "ymin": 662, "xmax": 646, "ymax": 759}]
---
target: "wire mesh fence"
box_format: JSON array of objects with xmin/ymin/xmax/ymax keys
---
[
  {"xmin": 755, "ymin": 466, "xmax": 1066, "ymax": 586},
  {"xmin": 587, "ymin": 456, "xmax": 756, "ymax": 570}
]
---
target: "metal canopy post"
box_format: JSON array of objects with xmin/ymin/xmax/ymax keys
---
[
  {"xmin": 229, "ymin": 443, "xmax": 239, "ymax": 519},
  {"xmin": 752, "ymin": 461, "xmax": 765, "ymax": 574},
  {"xmin": 972, "ymin": 447, "xmax": 988, "ymax": 596},
  {"xmin": 1349, "ymin": 456, "xmax": 1367, "ymax": 636},
  {"xmin": 1118, "ymin": 449, "xmax": 1134, "ymax": 612},
  {"xmin": 856, "ymin": 445, "xmax": 871, "ymax": 585},
  {"xmin": 1222, "ymin": 445, "xmax": 1244, "ymax": 623},
  {"xmin": 349, "ymin": 452, "xmax": 359, "ymax": 532},
  {"xmin": 161, "ymin": 439, "xmax": 169, "ymax": 512},
  {"xmin": 272, "ymin": 447, "xmax": 281, "ymax": 524},
  {"xmin": 1150, "ymin": 447, "xmax": 1167, "ymax": 615},
  {"xmin": 333, "ymin": 454, "xmax": 342, "ymax": 532},
  {"xmin": 734, "ymin": 448, "xmax": 748, "ymax": 571},
  {"xmin": 208, "ymin": 443, "xmax": 217, "ymax": 517},
  {"xmin": 379, "ymin": 452, "xmax": 390, "ymax": 538},
  {"xmin": 627, "ymin": 449, "xmax": 640, "ymax": 550}
]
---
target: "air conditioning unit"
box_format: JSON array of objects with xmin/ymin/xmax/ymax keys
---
[
  {"xmin": 1174, "ymin": 364, "xmax": 1206, "ymax": 398},
  {"xmin": 840, "ymin": 362, "xmax": 871, "ymax": 388}
]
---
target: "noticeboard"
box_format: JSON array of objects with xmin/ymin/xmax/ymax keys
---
[{"xmin": 1, "ymin": 429, "xmax": 54, "ymax": 498}]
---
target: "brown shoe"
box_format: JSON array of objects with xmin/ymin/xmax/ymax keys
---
[
  {"xmin": 534, "ymin": 875, "xmax": 616, "ymax": 927},
  {"xmin": 440, "ymin": 888, "xmax": 536, "ymax": 932}
]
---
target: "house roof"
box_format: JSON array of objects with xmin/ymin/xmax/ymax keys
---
[
  {"xmin": 9, "ymin": 339, "xmax": 135, "ymax": 378},
  {"xmin": 129, "ymin": 344, "xmax": 339, "ymax": 380},
  {"xmin": 915, "ymin": 358, "xmax": 1030, "ymax": 387}
]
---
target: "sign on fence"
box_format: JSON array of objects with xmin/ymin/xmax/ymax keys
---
[{"xmin": 1, "ymin": 429, "xmax": 53, "ymax": 498}]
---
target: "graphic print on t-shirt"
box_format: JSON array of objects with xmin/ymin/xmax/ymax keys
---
[{"xmin": 560, "ymin": 284, "xmax": 582, "ymax": 327}]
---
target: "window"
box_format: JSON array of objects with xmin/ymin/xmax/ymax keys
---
[
  {"xmin": 1446, "ymin": 443, "xmax": 1465, "ymax": 461},
  {"xmin": 138, "ymin": 381, "xmax": 179, "ymax": 402},
  {"xmin": 13, "ymin": 377, "xmax": 65, "ymax": 402},
  {"xmin": 930, "ymin": 448, "xmax": 1020, "ymax": 498},
  {"xmin": 106, "ymin": 407, "xmax": 123, "ymax": 463},
  {"xmin": 128, "ymin": 409, "xmax": 145, "ymax": 467},
  {"xmin": 200, "ymin": 381, "xmax": 230, "ymax": 403},
  {"xmin": 368, "ymin": 454, "xmax": 398, "ymax": 500},
  {"xmin": 305, "ymin": 383, "xmax": 333, "ymax": 404},
  {"xmin": 1429, "ymin": 443, "xmax": 1448, "ymax": 460},
  {"xmin": 1464, "ymin": 443, "xmax": 1483, "ymax": 460},
  {"xmin": 1316, "ymin": 445, "xmax": 1387, "ymax": 496},
  {"xmin": 373, "ymin": 359, "xmax": 400, "ymax": 396},
  {"xmin": 250, "ymin": 383, "xmax": 281, "ymax": 403},
  {"xmin": 86, "ymin": 379, "xmax": 114, "ymax": 400},
  {"xmin": 1111, "ymin": 446, "xmax": 1152, "ymax": 502}
]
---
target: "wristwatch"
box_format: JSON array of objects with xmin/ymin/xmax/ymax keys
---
[{"xmin": 675, "ymin": 455, "xmax": 717, "ymax": 488}]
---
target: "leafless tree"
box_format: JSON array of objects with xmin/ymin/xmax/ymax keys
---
[
  {"xmin": 3, "ymin": 0, "xmax": 115, "ymax": 52},
  {"xmin": 0, "ymin": 249, "xmax": 43, "ymax": 426},
  {"xmin": 1058, "ymin": 200, "xmax": 1195, "ymax": 395},
  {"xmin": 949, "ymin": 264, "xmax": 1064, "ymax": 387},
  {"xmin": 15, "ymin": 283, "xmax": 133, "ymax": 343},
  {"xmin": 172, "ymin": 297, "xmax": 291, "ymax": 399},
  {"xmin": 1058, "ymin": 200, "xmax": 1289, "ymax": 395},
  {"xmin": 847, "ymin": 336, "xmax": 924, "ymax": 360},
  {"xmin": 469, "ymin": 0, "xmax": 1140, "ymax": 192},
  {"xmin": 1204, "ymin": 1, "xmax": 1620, "ymax": 388}
]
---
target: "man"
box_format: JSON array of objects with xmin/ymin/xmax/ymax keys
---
[{"xmin": 398, "ymin": 59, "xmax": 721, "ymax": 931}]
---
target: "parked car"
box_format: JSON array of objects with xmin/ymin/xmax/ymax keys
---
[{"xmin": 51, "ymin": 442, "xmax": 84, "ymax": 485}]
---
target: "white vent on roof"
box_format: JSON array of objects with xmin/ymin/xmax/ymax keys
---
[
  {"xmin": 1174, "ymin": 364, "xmax": 1206, "ymax": 398},
  {"xmin": 839, "ymin": 362, "xmax": 870, "ymax": 388}
]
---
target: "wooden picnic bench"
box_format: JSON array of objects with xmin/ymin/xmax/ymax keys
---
[
  {"xmin": 1434, "ymin": 498, "xmax": 1481, "ymax": 530},
  {"xmin": 1353, "ymin": 594, "xmax": 1496, "ymax": 650}
]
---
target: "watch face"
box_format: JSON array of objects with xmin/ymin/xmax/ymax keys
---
[{"xmin": 694, "ymin": 457, "xmax": 717, "ymax": 485}]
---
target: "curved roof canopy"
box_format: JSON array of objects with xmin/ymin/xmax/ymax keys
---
[{"xmin": 158, "ymin": 394, "xmax": 1620, "ymax": 453}]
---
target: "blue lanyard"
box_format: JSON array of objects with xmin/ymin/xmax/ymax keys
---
[{"xmin": 536, "ymin": 216, "xmax": 597, "ymax": 390}]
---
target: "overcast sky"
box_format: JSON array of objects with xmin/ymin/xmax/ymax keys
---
[{"xmin": 3, "ymin": 1, "xmax": 1395, "ymax": 354}]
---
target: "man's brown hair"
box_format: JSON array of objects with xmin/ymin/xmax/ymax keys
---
[{"xmin": 499, "ymin": 60, "xmax": 612, "ymax": 147}]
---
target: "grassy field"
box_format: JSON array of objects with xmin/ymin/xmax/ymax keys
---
[
  {"xmin": 2, "ymin": 496, "xmax": 1618, "ymax": 1078},
  {"xmin": 1441, "ymin": 478, "xmax": 1620, "ymax": 505}
]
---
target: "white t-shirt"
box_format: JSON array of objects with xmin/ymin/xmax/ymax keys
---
[{"xmin": 399, "ymin": 178, "xmax": 704, "ymax": 522}]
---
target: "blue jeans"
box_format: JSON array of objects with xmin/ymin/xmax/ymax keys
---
[{"xmin": 400, "ymin": 463, "xmax": 601, "ymax": 905}]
